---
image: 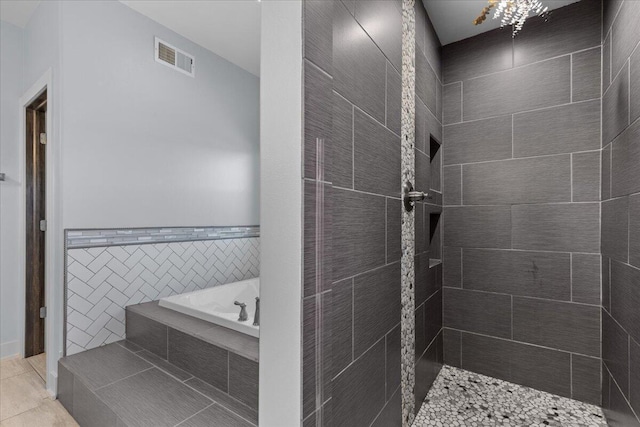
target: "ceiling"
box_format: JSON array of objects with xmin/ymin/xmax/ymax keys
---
[
  {"xmin": 424, "ymin": 0, "xmax": 581, "ymax": 45},
  {"xmin": 0, "ymin": 0, "xmax": 40, "ymax": 28},
  {"xmin": 120, "ymin": 1, "xmax": 261, "ymax": 76},
  {"xmin": 1, "ymin": 0, "xmax": 585, "ymax": 72}
]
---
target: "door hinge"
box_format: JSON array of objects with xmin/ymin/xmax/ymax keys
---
[
  {"xmin": 39, "ymin": 219, "xmax": 46, "ymax": 232},
  {"xmin": 39, "ymin": 133, "xmax": 47, "ymax": 145},
  {"xmin": 40, "ymin": 307, "xmax": 46, "ymax": 319}
]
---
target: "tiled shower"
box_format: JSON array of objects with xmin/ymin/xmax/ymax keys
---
[{"xmin": 301, "ymin": 0, "xmax": 639, "ymax": 426}]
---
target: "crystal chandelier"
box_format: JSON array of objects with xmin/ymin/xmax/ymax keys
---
[{"xmin": 474, "ymin": 0, "xmax": 549, "ymax": 36}]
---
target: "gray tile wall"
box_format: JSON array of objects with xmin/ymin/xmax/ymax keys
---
[
  {"xmin": 442, "ymin": 0, "xmax": 603, "ymax": 406},
  {"xmin": 302, "ymin": 1, "xmax": 443, "ymax": 425},
  {"xmin": 601, "ymin": 0, "xmax": 640, "ymax": 424}
]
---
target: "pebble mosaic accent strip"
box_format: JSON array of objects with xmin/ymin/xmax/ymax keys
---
[
  {"xmin": 65, "ymin": 237, "xmax": 259, "ymax": 355},
  {"xmin": 66, "ymin": 226, "xmax": 259, "ymax": 249},
  {"xmin": 401, "ymin": 0, "xmax": 417, "ymax": 425},
  {"xmin": 413, "ymin": 365, "xmax": 607, "ymax": 427}
]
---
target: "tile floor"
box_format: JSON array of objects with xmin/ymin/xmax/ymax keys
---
[
  {"xmin": 414, "ymin": 365, "xmax": 607, "ymax": 427},
  {"xmin": 0, "ymin": 354, "xmax": 78, "ymax": 426}
]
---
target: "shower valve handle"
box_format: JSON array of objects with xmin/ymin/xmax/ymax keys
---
[{"xmin": 403, "ymin": 180, "xmax": 432, "ymax": 212}]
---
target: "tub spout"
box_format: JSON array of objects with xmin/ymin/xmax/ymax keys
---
[
  {"xmin": 234, "ymin": 301, "xmax": 248, "ymax": 322},
  {"xmin": 253, "ymin": 297, "xmax": 260, "ymax": 327}
]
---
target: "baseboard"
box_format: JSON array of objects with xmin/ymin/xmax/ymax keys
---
[{"xmin": 0, "ymin": 340, "xmax": 20, "ymax": 360}]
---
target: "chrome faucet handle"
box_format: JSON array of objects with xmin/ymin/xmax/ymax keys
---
[
  {"xmin": 234, "ymin": 301, "xmax": 248, "ymax": 322},
  {"xmin": 253, "ymin": 297, "xmax": 260, "ymax": 327},
  {"xmin": 403, "ymin": 180, "xmax": 432, "ymax": 212}
]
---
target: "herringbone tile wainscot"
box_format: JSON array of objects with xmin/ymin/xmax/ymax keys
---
[{"xmin": 65, "ymin": 238, "xmax": 260, "ymax": 355}]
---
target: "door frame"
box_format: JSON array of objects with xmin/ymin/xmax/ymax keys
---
[{"xmin": 18, "ymin": 69, "xmax": 63, "ymax": 396}]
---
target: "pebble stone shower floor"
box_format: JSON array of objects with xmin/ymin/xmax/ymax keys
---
[{"xmin": 413, "ymin": 365, "xmax": 607, "ymax": 427}]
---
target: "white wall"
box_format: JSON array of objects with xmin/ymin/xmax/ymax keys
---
[
  {"xmin": 259, "ymin": 0, "xmax": 303, "ymax": 425},
  {"xmin": 0, "ymin": 20, "xmax": 24, "ymax": 359},
  {"xmin": 60, "ymin": 0, "xmax": 260, "ymax": 229},
  {"xmin": 1, "ymin": 0, "xmax": 260, "ymax": 396}
]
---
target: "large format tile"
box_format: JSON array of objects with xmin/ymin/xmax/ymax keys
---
[
  {"xmin": 603, "ymin": 0, "xmax": 623, "ymax": 39},
  {"xmin": 331, "ymin": 278, "xmax": 353, "ymax": 379},
  {"xmin": 630, "ymin": 194, "xmax": 640, "ymax": 268},
  {"xmin": 603, "ymin": 62, "xmax": 629, "ymax": 145},
  {"xmin": 387, "ymin": 198, "xmax": 402, "ymax": 263},
  {"xmin": 602, "ymin": 143, "xmax": 611, "ymax": 200},
  {"xmin": 443, "ymin": 247, "xmax": 461, "ymax": 288},
  {"xmin": 73, "ymin": 377, "xmax": 119, "ymax": 427},
  {"xmin": 125, "ymin": 309, "xmax": 168, "ymax": 359},
  {"xmin": 443, "ymin": 82, "xmax": 461, "ymax": 125},
  {"xmin": 443, "ymin": 328, "xmax": 461, "ymax": 368},
  {"xmin": 602, "ymin": 309, "xmax": 629, "ymax": 398},
  {"xmin": 333, "ymin": 1, "xmax": 386, "ymax": 124},
  {"xmin": 177, "ymin": 403, "xmax": 253, "ymax": 427},
  {"xmin": 443, "ymin": 206, "xmax": 511, "ymax": 249},
  {"xmin": 0, "ymin": 358, "xmax": 32, "ymax": 381},
  {"xmin": 611, "ymin": 0, "xmax": 640, "ymax": 78},
  {"xmin": 184, "ymin": 378, "xmax": 258, "ymax": 425},
  {"xmin": 57, "ymin": 363, "xmax": 74, "ymax": 415},
  {"xmin": 228, "ymin": 354, "xmax": 258, "ymax": 410},
  {"xmin": 415, "ymin": 340, "xmax": 442, "ymax": 409},
  {"xmin": 512, "ymin": 297, "xmax": 600, "ymax": 357},
  {"xmin": 602, "ymin": 197, "xmax": 629, "ymax": 261},
  {"xmin": 0, "ymin": 371, "xmax": 49, "ymax": 421},
  {"xmin": 304, "ymin": 0, "xmax": 332, "ymax": 74},
  {"xmin": 463, "ymin": 249, "xmax": 571, "ymax": 300},
  {"xmin": 632, "ymin": 48, "xmax": 640, "ymax": 125},
  {"xmin": 304, "ymin": 60, "xmax": 333, "ymax": 181},
  {"xmin": 371, "ymin": 387, "xmax": 401, "ymax": 427},
  {"xmin": 416, "ymin": 48, "xmax": 438, "ymax": 115},
  {"xmin": 603, "ymin": 256, "xmax": 611, "ymax": 312},
  {"xmin": 385, "ymin": 325, "xmax": 401, "ymax": 399},
  {"xmin": 332, "ymin": 188, "xmax": 386, "ymax": 280},
  {"xmin": 460, "ymin": 332, "xmax": 572, "ymax": 398},
  {"xmin": 511, "ymin": 203, "xmax": 600, "ymax": 253},
  {"xmin": 463, "ymin": 56, "xmax": 571, "ymax": 121},
  {"xmin": 610, "ymin": 261, "xmax": 640, "ymax": 344},
  {"xmin": 332, "ymin": 340, "xmax": 386, "ymax": 427},
  {"xmin": 0, "ymin": 398, "xmax": 78, "ymax": 427},
  {"xmin": 572, "ymin": 47, "xmax": 602, "ymax": 102},
  {"xmin": 354, "ymin": 0, "xmax": 402, "ymax": 72},
  {"xmin": 443, "ymin": 165, "xmax": 461, "ymax": 206},
  {"xmin": 415, "ymin": 150, "xmax": 431, "ymax": 201},
  {"xmin": 606, "ymin": 376, "xmax": 640, "ymax": 427},
  {"xmin": 353, "ymin": 262, "xmax": 401, "ymax": 358},
  {"xmin": 572, "ymin": 354, "xmax": 601, "ymax": 405},
  {"xmin": 96, "ymin": 368, "xmax": 211, "ymax": 427},
  {"xmin": 443, "ymin": 288, "xmax": 512, "ymax": 339},
  {"xmin": 509, "ymin": 339, "xmax": 571, "ymax": 398},
  {"xmin": 444, "ymin": 115, "xmax": 512, "ymax": 165},
  {"xmin": 442, "ymin": 28, "xmax": 513, "ymax": 84},
  {"xmin": 572, "ymin": 151, "xmax": 601, "ymax": 202},
  {"xmin": 513, "ymin": 100, "xmax": 601, "ymax": 157},
  {"xmin": 572, "ymin": 253, "xmax": 601, "ymax": 305},
  {"xmin": 168, "ymin": 328, "xmax": 229, "ymax": 392},
  {"xmin": 304, "ymin": 181, "xmax": 332, "ymax": 297},
  {"xmin": 611, "ymin": 119, "xmax": 640, "ymax": 197},
  {"xmin": 332, "ymin": 92, "xmax": 353, "ymax": 189},
  {"xmin": 603, "ymin": 32, "xmax": 612, "ymax": 94},
  {"xmin": 59, "ymin": 343, "xmax": 151, "ymax": 390},
  {"xmin": 462, "ymin": 155, "xmax": 571, "ymax": 205},
  {"xmin": 135, "ymin": 350, "xmax": 192, "ymax": 382},
  {"xmin": 631, "ymin": 338, "xmax": 640, "ymax": 416},
  {"xmin": 353, "ymin": 108, "xmax": 401, "ymax": 197},
  {"xmin": 386, "ymin": 62, "xmax": 401, "ymax": 136},
  {"xmin": 513, "ymin": 0, "xmax": 601, "ymax": 67}
]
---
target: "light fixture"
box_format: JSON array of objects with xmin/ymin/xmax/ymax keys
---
[{"xmin": 474, "ymin": 0, "xmax": 549, "ymax": 36}]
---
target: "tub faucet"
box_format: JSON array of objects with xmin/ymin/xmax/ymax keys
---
[
  {"xmin": 234, "ymin": 301, "xmax": 248, "ymax": 322},
  {"xmin": 253, "ymin": 297, "xmax": 260, "ymax": 327}
]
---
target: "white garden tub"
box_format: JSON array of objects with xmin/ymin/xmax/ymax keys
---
[{"xmin": 159, "ymin": 277, "xmax": 260, "ymax": 338}]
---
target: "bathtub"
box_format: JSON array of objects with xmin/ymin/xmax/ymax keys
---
[{"xmin": 158, "ymin": 278, "xmax": 260, "ymax": 338}]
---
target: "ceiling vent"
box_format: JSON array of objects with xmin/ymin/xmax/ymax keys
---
[{"xmin": 155, "ymin": 37, "xmax": 195, "ymax": 77}]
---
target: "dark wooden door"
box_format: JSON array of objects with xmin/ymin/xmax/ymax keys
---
[{"xmin": 25, "ymin": 91, "xmax": 47, "ymax": 357}]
